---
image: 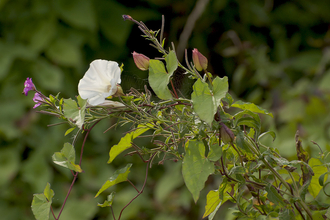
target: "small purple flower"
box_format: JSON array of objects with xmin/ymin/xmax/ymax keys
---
[
  {"xmin": 32, "ymin": 92, "xmax": 43, "ymax": 109},
  {"xmin": 23, "ymin": 77, "xmax": 36, "ymax": 96}
]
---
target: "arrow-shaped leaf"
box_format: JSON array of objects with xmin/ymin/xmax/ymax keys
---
[
  {"xmin": 31, "ymin": 183, "xmax": 54, "ymax": 220},
  {"xmin": 182, "ymin": 140, "xmax": 215, "ymax": 202},
  {"xmin": 191, "ymin": 77, "xmax": 228, "ymax": 125},
  {"xmin": 95, "ymin": 164, "xmax": 132, "ymax": 198},
  {"xmin": 108, "ymin": 124, "xmax": 152, "ymax": 163},
  {"xmin": 148, "ymin": 51, "xmax": 178, "ymax": 100},
  {"xmin": 97, "ymin": 192, "xmax": 116, "ymax": 207},
  {"xmin": 52, "ymin": 143, "xmax": 83, "ymax": 172}
]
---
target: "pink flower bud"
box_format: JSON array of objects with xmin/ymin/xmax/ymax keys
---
[
  {"xmin": 192, "ymin": 48, "xmax": 208, "ymax": 71},
  {"xmin": 132, "ymin": 51, "xmax": 150, "ymax": 71}
]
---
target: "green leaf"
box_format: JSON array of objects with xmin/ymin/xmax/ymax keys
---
[
  {"xmin": 203, "ymin": 190, "xmax": 221, "ymax": 219},
  {"xmin": 191, "ymin": 79, "xmax": 214, "ymax": 125},
  {"xmin": 182, "ymin": 140, "xmax": 215, "ymax": 202},
  {"xmin": 148, "ymin": 59, "xmax": 173, "ymax": 100},
  {"xmin": 65, "ymin": 127, "xmax": 76, "ymax": 136},
  {"xmin": 97, "ymin": 192, "xmax": 115, "ymax": 207},
  {"xmin": 108, "ymin": 124, "xmax": 152, "ymax": 163},
  {"xmin": 231, "ymin": 100, "xmax": 273, "ymax": 117},
  {"xmin": 191, "ymin": 77, "xmax": 228, "ymax": 125},
  {"xmin": 95, "ymin": 164, "xmax": 132, "ymax": 198},
  {"xmin": 258, "ymin": 131, "xmax": 276, "ymax": 142},
  {"xmin": 212, "ymin": 76, "xmax": 229, "ymax": 109},
  {"xmin": 165, "ymin": 50, "xmax": 178, "ymax": 76},
  {"xmin": 207, "ymin": 143, "xmax": 222, "ymax": 162},
  {"xmin": 203, "ymin": 181, "xmax": 232, "ymax": 219},
  {"xmin": 308, "ymin": 158, "xmax": 327, "ymax": 198},
  {"xmin": 43, "ymin": 183, "xmax": 54, "ymax": 202},
  {"xmin": 63, "ymin": 96, "xmax": 87, "ymax": 129},
  {"xmin": 234, "ymin": 110, "xmax": 261, "ymax": 135},
  {"xmin": 31, "ymin": 183, "xmax": 54, "ymax": 220},
  {"xmin": 223, "ymin": 92, "xmax": 234, "ymax": 107},
  {"xmin": 52, "ymin": 143, "xmax": 83, "ymax": 173},
  {"xmin": 265, "ymin": 183, "xmax": 286, "ymax": 208}
]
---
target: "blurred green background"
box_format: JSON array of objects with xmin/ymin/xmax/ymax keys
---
[{"xmin": 1, "ymin": 0, "xmax": 330, "ymax": 219}]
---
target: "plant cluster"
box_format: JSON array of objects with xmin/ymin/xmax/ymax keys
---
[{"xmin": 24, "ymin": 15, "xmax": 330, "ymax": 220}]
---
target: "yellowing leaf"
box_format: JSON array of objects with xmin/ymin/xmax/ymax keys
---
[
  {"xmin": 52, "ymin": 143, "xmax": 82, "ymax": 173},
  {"xmin": 203, "ymin": 190, "xmax": 221, "ymax": 218},
  {"xmin": 97, "ymin": 192, "xmax": 115, "ymax": 207},
  {"xmin": 108, "ymin": 124, "xmax": 152, "ymax": 163},
  {"xmin": 308, "ymin": 158, "xmax": 327, "ymax": 198},
  {"xmin": 95, "ymin": 164, "xmax": 132, "ymax": 198}
]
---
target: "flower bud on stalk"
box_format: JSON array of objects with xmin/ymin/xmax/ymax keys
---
[
  {"xmin": 132, "ymin": 51, "xmax": 150, "ymax": 71},
  {"xmin": 192, "ymin": 48, "xmax": 208, "ymax": 71},
  {"xmin": 113, "ymin": 85, "xmax": 125, "ymax": 97},
  {"xmin": 220, "ymin": 123, "xmax": 235, "ymax": 144}
]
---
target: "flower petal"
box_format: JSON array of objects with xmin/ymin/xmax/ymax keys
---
[{"xmin": 78, "ymin": 60, "xmax": 122, "ymax": 106}]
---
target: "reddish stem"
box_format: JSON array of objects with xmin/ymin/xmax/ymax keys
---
[
  {"xmin": 54, "ymin": 120, "xmax": 101, "ymax": 220},
  {"xmin": 117, "ymin": 153, "xmax": 157, "ymax": 220},
  {"xmin": 170, "ymin": 79, "xmax": 179, "ymax": 99}
]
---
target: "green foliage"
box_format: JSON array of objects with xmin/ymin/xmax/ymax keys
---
[
  {"xmin": 4, "ymin": 0, "xmax": 330, "ymax": 219},
  {"xmin": 52, "ymin": 143, "xmax": 82, "ymax": 173},
  {"xmin": 182, "ymin": 140, "xmax": 215, "ymax": 202},
  {"xmin": 308, "ymin": 158, "xmax": 327, "ymax": 198},
  {"xmin": 108, "ymin": 124, "xmax": 152, "ymax": 163},
  {"xmin": 148, "ymin": 51, "xmax": 178, "ymax": 100},
  {"xmin": 31, "ymin": 183, "xmax": 54, "ymax": 220},
  {"xmin": 95, "ymin": 164, "xmax": 132, "ymax": 198},
  {"xmin": 191, "ymin": 76, "xmax": 228, "ymax": 125}
]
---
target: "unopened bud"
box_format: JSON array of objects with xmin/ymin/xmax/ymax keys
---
[
  {"xmin": 220, "ymin": 123, "xmax": 235, "ymax": 144},
  {"xmin": 192, "ymin": 48, "xmax": 208, "ymax": 71},
  {"xmin": 132, "ymin": 51, "xmax": 150, "ymax": 71},
  {"xmin": 122, "ymin": 15, "xmax": 132, "ymax": 21},
  {"xmin": 113, "ymin": 85, "xmax": 125, "ymax": 97}
]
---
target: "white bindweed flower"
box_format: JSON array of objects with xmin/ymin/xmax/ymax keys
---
[{"xmin": 78, "ymin": 60, "xmax": 121, "ymax": 106}]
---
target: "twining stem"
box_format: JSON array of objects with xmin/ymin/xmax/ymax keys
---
[
  {"xmin": 52, "ymin": 120, "xmax": 101, "ymax": 220},
  {"xmin": 116, "ymin": 152, "xmax": 157, "ymax": 220},
  {"xmin": 170, "ymin": 79, "xmax": 179, "ymax": 99}
]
